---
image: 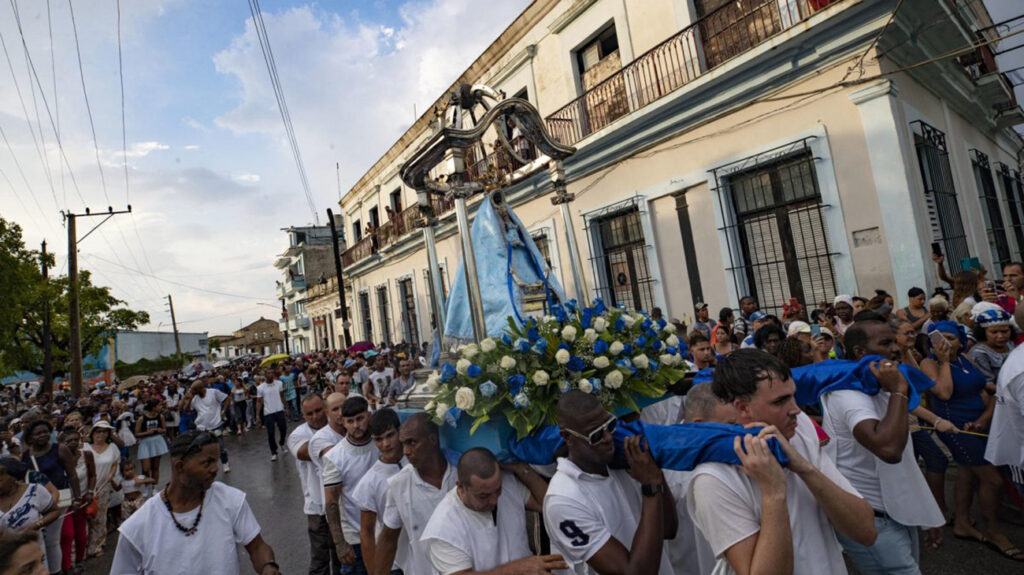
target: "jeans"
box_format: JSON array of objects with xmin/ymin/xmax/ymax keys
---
[
  {"xmin": 41, "ymin": 513, "xmax": 64, "ymax": 574},
  {"xmin": 340, "ymin": 544, "xmax": 369, "ymax": 575},
  {"xmin": 837, "ymin": 515, "xmax": 920, "ymax": 575},
  {"xmin": 264, "ymin": 411, "xmax": 288, "ymax": 455},
  {"xmin": 307, "ymin": 514, "xmax": 342, "ymax": 575},
  {"xmin": 288, "ymin": 396, "xmax": 301, "ymax": 420}
]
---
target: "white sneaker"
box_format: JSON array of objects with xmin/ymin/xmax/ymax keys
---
[
  {"xmin": 223, "ymin": 463, "xmax": 231, "ymax": 473},
  {"xmin": 270, "ymin": 454, "xmax": 278, "ymax": 461}
]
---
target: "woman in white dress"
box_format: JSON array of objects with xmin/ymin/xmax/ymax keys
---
[{"xmin": 83, "ymin": 422, "xmax": 119, "ymax": 557}]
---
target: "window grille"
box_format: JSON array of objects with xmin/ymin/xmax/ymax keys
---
[
  {"xmin": 712, "ymin": 138, "xmax": 837, "ymax": 315},
  {"xmin": 398, "ymin": 278, "xmax": 420, "ymax": 347},
  {"xmin": 971, "ymin": 150, "xmax": 1010, "ymax": 268},
  {"xmin": 376, "ymin": 285, "xmax": 392, "ymax": 345},
  {"xmin": 359, "ymin": 292, "xmax": 373, "ymax": 342},
  {"xmin": 997, "ymin": 163, "xmax": 1024, "ymax": 260},
  {"xmin": 911, "ymin": 121, "xmax": 970, "ymax": 273},
  {"xmin": 585, "ymin": 199, "xmax": 656, "ymax": 313}
]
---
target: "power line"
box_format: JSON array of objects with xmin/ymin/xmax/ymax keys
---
[
  {"xmin": 0, "ymin": 120, "xmax": 56, "ymax": 234},
  {"xmin": 65, "ymin": 0, "xmax": 110, "ymax": 206},
  {"xmin": 45, "ymin": 0, "xmax": 65, "ymax": 209},
  {"xmin": 82, "ymin": 252, "xmax": 277, "ymax": 301}
]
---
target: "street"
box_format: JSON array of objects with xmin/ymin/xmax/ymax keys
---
[{"xmin": 85, "ymin": 421, "xmax": 1024, "ymax": 574}]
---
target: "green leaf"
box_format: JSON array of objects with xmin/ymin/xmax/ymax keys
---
[{"xmin": 469, "ymin": 413, "xmax": 491, "ymax": 435}]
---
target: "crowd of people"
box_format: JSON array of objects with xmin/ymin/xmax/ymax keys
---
[{"xmin": 3, "ymin": 255, "xmax": 1024, "ymax": 574}]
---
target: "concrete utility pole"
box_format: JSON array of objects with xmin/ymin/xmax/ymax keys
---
[
  {"xmin": 166, "ymin": 295, "xmax": 183, "ymax": 365},
  {"xmin": 41, "ymin": 241, "xmax": 53, "ymax": 394},
  {"xmin": 63, "ymin": 206, "xmax": 132, "ymax": 397},
  {"xmin": 326, "ymin": 208, "xmax": 352, "ymax": 348}
]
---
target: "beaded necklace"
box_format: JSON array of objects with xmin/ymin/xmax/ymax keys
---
[{"xmin": 161, "ymin": 488, "xmax": 205, "ymax": 536}]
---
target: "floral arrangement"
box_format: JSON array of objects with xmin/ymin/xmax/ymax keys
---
[{"xmin": 424, "ymin": 299, "xmax": 691, "ymax": 439}]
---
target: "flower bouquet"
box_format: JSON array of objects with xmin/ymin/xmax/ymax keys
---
[{"xmin": 424, "ymin": 299, "xmax": 690, "ymax": 441}]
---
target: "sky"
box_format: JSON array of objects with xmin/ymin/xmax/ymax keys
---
[{"xmin": 0, "ymin": 0, "xmax": 1020, "ymax": 338}]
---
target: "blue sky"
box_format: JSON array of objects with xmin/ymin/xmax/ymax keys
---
[{"xmin": 0, "ymin": 0, "xmax": 1021, "ymax": 336}]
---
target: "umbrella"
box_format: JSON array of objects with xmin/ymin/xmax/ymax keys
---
[
  {"xmin": 212, "ymin": 360, "xmax": 230, "ymax": 368},
  {"xmin": 118, "ymin": 375, "xmax": 148, "ymax": 392},
  {"xmin": 260, "ymin": 353, "xmax": 290, "ymax": 367},
  {"xmin": 348, "ymin": 341, "xmax": 375, "ymax": 353}
]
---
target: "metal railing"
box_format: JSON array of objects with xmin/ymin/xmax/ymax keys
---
[
  {"xmin": 341, "ymin": 198, "xmax": 458, "ymax": 267},
  {"xmin": 545, "ymin": 0, "xmax": 839, "ymax": 146},
  {"xmin": 464, "ymin": 136, "xmax": 538, "ymax": 183}
]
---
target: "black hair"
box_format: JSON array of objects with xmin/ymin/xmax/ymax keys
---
[
  {"xmin": 777, "ymin": 338, "xmax": 813, "ymax": 368},
  {"xmin": 972, "ymin": 321, "xmax": 1012, "ymax": 344},
  {"xmin": 22, "ymin": 419, "xmax": 52, "ymax": 438},
  {"xmin": 401, "ymin": 412, "xmax": 439, "ymax": 439},
  {"xmin": 712, "ymin": 348, "xmax": 792, "ymax": 402},
  {"xmin": 852, "ymin": 296, "xmax": 868, "ymax": 304},
  {"xmin": 739, "ymin": 296, "xmax": 755, "ymax": 304},
  {"xmin": 368, "ymin": 408, "xmax": 401, "ymax": 436},
  {"xmin": 842, "ymin": 319, "xmax": 889, "ymax": 360},
  {"xmin": 556, "ymin": 390, "xmax": 603, "ymax": 428},
  {"xmin": 169, "ymin": 430, "xmax": 219, "ymax": 461},
  {"xmin": 908, "ymin": 286, "xmax": 925, "ymax": 298},
  {"xmin": 687, "ymin": 331, "xmax": 709, "ymax": 346},
  {"xmin": 0, "ymin": 457, "xmax": 28, "ymax": 478},
  {"xmin": 753, "ymin": 325, "xmax": 786, "ymax": 350},
  {"xmin": 853, "ymin": 310, "xmax": 886, "ymax": 323},
  {"xmin": 0, "ymin": 531, "xmax": 41, "ymax": 573},
  {"xmin": 457, "ymin": 447, "xmax": 499, "ymax": 485},
  {"xmin": 341, "ymin": 396, "xmax": 369, "ymax": 417},
  {"xmin": 1004, "ymin": 261, "xmax": 1024, "ymax": 275},
  {"xmin": 718, "ymin": 307, "xmax": 734, "ymax": 323}
]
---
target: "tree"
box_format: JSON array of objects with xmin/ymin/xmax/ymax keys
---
[{"xmin": 0, "ymin": 216, "xmax": 151, "ymax": 392}]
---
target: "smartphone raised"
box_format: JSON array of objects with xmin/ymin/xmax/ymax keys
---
[
  {"xmin": 811, "ymin": 323, "xmax": 821, "ymax": 338},
  {"xmin": 928, "ymin": 330, "xmax": 947, "ymax": 350},
  {"xmin": 931, "ymin": 242, "xmax": 942, "ymax": 256}
]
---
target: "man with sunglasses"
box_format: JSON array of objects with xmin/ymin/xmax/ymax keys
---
[
  {"xmin": 543, "ymin": 391, "xmax": 677, "ymax": 575},
  {"xmin": 111, "ymin": 430, "xmax": 280, "ymax": 574}
]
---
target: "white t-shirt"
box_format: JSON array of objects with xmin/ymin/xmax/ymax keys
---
[
  {"xmin": 382, "ymin": 462, "xmax": 459, "ymax": 575},
  {"xmin": 165, "ymin": 388, "xmax": 183, "ymax": 409},
  {"xmin": 368, "ymin": 368, "xmax": 394, "ymax": 400},
  {"xmin": 308, "ymin": 425, "xmax": 345, "ymax": 470},
  {"xmin": 321, "ymin": 437, "xmax": 380, "ymax": 545},
  {"xmin": 191, "ymin": 390, "xmax": 228, "ymax": 431},
  {"xmin": 422, "ymin": 474, "xmax": 531, "ymax": 574},
  {"xmin": 544, "ymin": 458, "xmax": 674, "ymax": 575},
  {"xmin": 85, "ymin": 443, "xmax": 121, "ymax": 489},
  {"xmin": 351, "ymin": 458, "xmax": 406, "ymax": 570},
  {"xmin": 987, "ymin": 344, "xmax": 1024, "ymax": 467},
  {"xmin": 111, "ymin": 482, "xmax": 261, "ymax": 575},
  {"xmin": 688, "ymin": 413, "xmax": 859, "ymax": 575},
  {"xmin": 639, "ymin": 395, "xmax": 684, "ymax": 426},
  {"xmin": 665, "ymin": 470, "xmax": 715, "ymax": 575},
  {"xmin": 257, "ymin": 380, "xmax": 285, "ymax": 415},
  {"xmin": 287, "ymin": 422, "xmax": 324, "ymax": 516},
  {"xmin": 0, "ymin": 482, "xmax": 52, "ymax": 532}
]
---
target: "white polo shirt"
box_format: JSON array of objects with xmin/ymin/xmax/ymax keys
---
[
  {"xmin": 308, "ymin": 425, "xmax": 344, "ymax": 470},
  {"xmin": 286, "ymin": 422, "xmax": 324, "ymax": 516},
  {"xmin": 322, "ymin": 437, "xmax": 380, "ymax": 545},
  {"xmin": 352, "ymin": 458, "xmax": 407, "ymax": 571},
  {"xmin": 382, "ymin": 462, "xmax": 458, "ymax": 575},
  {"xmin": 987, "ymin": 345, "xmax": 1024, "ymax": 468},
  {"xmin": 191, "ymin": 389, "xmax": 227, "ymax": 431},
  {"xmin": 544, "ymin": 458, "xmax": 674, "ymax": 575},
  {"xmin": 821, "ymin": 390, "xmax": 944, "ymax": 528},
  {"xmin": 256, "ymin": 380, "xmax": 285, "ymax": 415},
  {"xmin": 421, "ymin": 473, "xmax": 531, "ymax": 574},
  {"xmin": 688, "ymin": 412, "xmax": 860, "ymax": 575}
]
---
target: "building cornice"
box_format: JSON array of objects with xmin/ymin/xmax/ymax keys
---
[{"xmin": 548, "ymin": 0, "xmax": 599, "ymax": 34}]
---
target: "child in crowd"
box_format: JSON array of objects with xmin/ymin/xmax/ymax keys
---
[{"xmin": 117, "ymin": 459, "xmax": 156, "ymax": 521}]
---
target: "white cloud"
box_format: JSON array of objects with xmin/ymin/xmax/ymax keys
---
[
  {"xmin": 124, "ymin": 141, "xmax": 171, "ymax": 158},
  {"xmin": 182, "ymin": 144, "xmax": 200, "ymax": 150},
  {"xmin": 182, "ymin": 116, "xmax": 210, "ymax": 132},
  {"xmin": 232, "ymin": 173, "xmax": 260, "ymax": 183}
]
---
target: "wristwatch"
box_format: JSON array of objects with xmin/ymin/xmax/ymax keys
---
[{"xmin": 641, "ymin": 483, "xmax": 664, "ymax": 497}]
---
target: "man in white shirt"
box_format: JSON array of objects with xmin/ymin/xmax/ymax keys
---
[
  {"xmin": 690, "ymin": 349, "xmax": 877, "ymax": 575},
  {"xmin": 821, "ymin": 320, "xmax": 944, "ymax": 574},
  {"xmin": 689, "ymin": 331, "xmax": 716, "ymax": 370},
  {"xmin": 385, "ymin": 360, "xmax": 416, "ymax": 405},
  {"xmin": 422, "ymin": 448, "xmax": 563, "ymax": 575},
  {"xmin": 544, "ymin": 391, "xmax": 677, "ymax": 575},
  {"xmin": 163, "ymin": 383, "xmax": 183, "ymax": 441},
  {"xmin": 323, "ymin": 396, "xmax": 379, "ymax": 575},
  {"xmin": 185, "ymin": 380, "xmax": 231, "ymax": 473},
  {"xmin": 287, "ymin": 393, "xmax": 342, "ymax": 575},
  {"xmin": 256, "ymin": 374, "xmax": 288, "ymax": 462},
  {"xmin": 365, "ymin": 356, "xmax": 394, "ymax": 410},
  {"xmin": 986, "ymin": 306, "xmax": 1024, "ymax": 510},
  {"xmin": 373, "ymin": 413, "xmax": 457, "ymax": 575},
  {"xmin": 111, "ymin": 430, "xmax": 280, "ymax": 575},
  {"xmin": 309, "ymin": 393, "xmax": 348, "ymax": 470},
  {"xmin": 351, "ymin": 409, "xmax": 404, "ymax": 575}
]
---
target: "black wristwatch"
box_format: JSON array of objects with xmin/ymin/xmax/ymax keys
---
[{"xmin": 641, "ymin": 483, "xmax": 664, "ymax": 497}]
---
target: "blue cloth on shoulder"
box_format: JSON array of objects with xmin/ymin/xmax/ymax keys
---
[{"xmin": 790, "ymin": 354, "xmax": 935, "ymax": 410}]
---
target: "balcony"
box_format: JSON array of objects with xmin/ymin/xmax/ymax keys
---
[
  {"xmin": 544, "ymin": 0, "xmax": 842, "ymax": 146},
  {"xmin": 341, "ymin": 197, "xmax": 454, "ymax": 267}
]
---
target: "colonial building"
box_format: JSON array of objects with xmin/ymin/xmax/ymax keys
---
[
  {"xmin": 274, "ymin": 225, "xmax": 339, "ymax": 353},
  {"xmin": 209, "ymin": 317, "xmax": 285, "ymax": 359},
  {"xmin": 337, "ymin": 0, "xmax": 1022, "ymax": 343}
]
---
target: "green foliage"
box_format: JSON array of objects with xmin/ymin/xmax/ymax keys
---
[{"xmin": 115, "ymin": 356, "xmax": 183, "ymax": 378}]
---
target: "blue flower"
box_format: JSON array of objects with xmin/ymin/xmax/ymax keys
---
[
  {"xmin": 589, "ymin": 377, "xmax": 602, "ymax": 393},
  {"xmin": 613, "ymin": 316, "xmax": 626, "ymax": 332},
  {"xmin": 558, "ymin": 342, "xmax": 571, "ymax": 351},
  {"xmin": 501, "ymin": 334, "xmax": 513, "ymax": 346},
  {"xmin": 551, "ymin": 303, "xmax": 568, "ymax": 323},
  {"xmin": 566, "ymin": 300, "xmax": 579, "ymax": 313},
  {"xmin": 440, "ymin": 363, "xmax": 457, "ymax": 382},
  {"xmin": 444, "ymin": 407, "xmax": 461, "ymax": 427},
  {"xmin": 677, "ymin": 342, "xmax": 689, "ymax": 357},
  {"xmin": 479, "ymin": 380, "xmax": 497, "ymax": 398},
  {"xmin": 580, "ymin": 308, "xmax": 594, "ymax": 329},
  {"xmin": 622, "ymin": 343, "xmax": 633, "ymax": 356},
  {"xmin": 593, "ymin": 340, "xmax": 609, "ymax": 355},
  {"xmin": 507, "ymin": 374, "xmax": 526, "ymax": 395},
  {"xmin": 532, "ymin": 340, "xmax": 548, "ymax": 354},
  {"xmin": 512, "ymin": 392, "xmax": 530, "ymax": 408},
  {"xmin": 650, "ymin": 340, "xmax": 662, "ymax": 351},
  {"xmin": 514, "ymin": 338, "xmax": 530, "ymax": 353},
  {"xmin": 648, "ymin": 359, "xmax": 660, "ymax": 372},
  {"xmin": 567, "ymin": 356, "xmax": 585, "ymax": 372},
  {"xmin": 527, "ymin": 327, "xmax": 541, "ymax": 343},
  {"xmin": 634, "ymin": 336, "xmax": 647, "ymax": 348},
  {"xmin": 593, "ymin": 298, "xmax": 607, "ymax": 315},
  {"xmin": 467, "ymin": 364, "xmax": 482, "ymax": 378},
  {"xmin": 616, "ymin": 359, "xmax": 632, "ymax": 370},
  {"xmin": 558, "ymin": 379, "xmax": 572, "ymax": 393},
  {"xmin": 641, "ymin": 319, "xmax": 653, "ymax": 331},
  {"xmin": 666, "ymin": 346, "xmax": 677, "ymax": 356},
  {"xmin": 657, "ymin": 318, "xmax": 667, "ymax": 329}
]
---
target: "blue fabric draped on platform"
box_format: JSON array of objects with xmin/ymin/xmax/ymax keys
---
[
  {"xmin": 790, "ymin": 354, "xmax": 935, "ymax": 410},
  {"xmin": 508, "ymin": 419, "xmax": 789, "ymax": 469},
  {"xmin": 444, "ymin": 193, "xmax": 565, "ymax": 340}
]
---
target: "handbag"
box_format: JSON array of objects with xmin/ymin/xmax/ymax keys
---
[
  {"xmin": 29, "ymin": 454, "xmax": 73, "ymax": 509},
  {"xmin": 83, "ymin": 497, "xmax": 99, "ymax": 519}
]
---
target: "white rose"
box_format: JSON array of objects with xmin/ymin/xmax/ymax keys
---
[
  {"xmin": 561, "ymin": 326, "xmax": 577, "ymax": 342},
  {"xmin": 532, "ymin": 370, "xmax": 550, "ymax": 386},
  {"xmin": 666, "ymin": 334, "xmax": 679, "ymax": 347},
  {"xmin": 454, "ymin": 387, "xmax": 476, "ymax": 410},
  {"xmin": 621, "ymin": 314, "xmax": 635, "ymax": 328},
  {"xmin": 578, "ymin": 379, "xmax": 593, "ymax": 393},
  {"xmin": 434, "ymin": 402, "xmax": 450, "ymax": 420},
  {"xmin": 592, "ymin": 356, "xmax": 610, "ymax": 369},
  {"xmin": 594, "ymin": 317, "xmax": 608, "ymax": 333},
  {"xmin": 609, "ymin": 341, "xmax": 624, "ymax": 356},
  {"xmin": 663, "ymin": 322, "xmax": 677, "ymax": 334},
  {"xmin": 555, "ymin": 349, "xmax": 571, "ymax": 365},
  {"xmin": 604, "ymin": 370, "xmax": 623, "ymax": 389},
  {"xmin": 480, "ymin": 338, "xmax": 497, "ymax": 353},
  {"xmin": 499, "ymin": 355, "xmax": 517, "ymax": 370},
  {"xmin": 460, "ymin": 344, "xmax": 479, "ymax": 360},
  {"xmin": 544, "ymin": 315, "xmax": 558, "ymax": 324},
  {"xmin": 632, "ymin": 354, "xmax": 649, "ymax": 369},
  {"xmin": 425, "ymin": 374, "xmax": 441, "ymax": 392},
  {"xmin": 456, "ymin": 358, "xmax": 471, "ymax": 375},
  {"xmin": 659, "ymin": 354, "xmax": 674, "ymax": 367},
  {"xmin": 584, "ymin": 328, "xmax": 599, "ymax": 343}
]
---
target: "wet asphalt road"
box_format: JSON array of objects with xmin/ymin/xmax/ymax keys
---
[{"xmin": 86, "ymin": 422, "xmax": 1024, "ymax": 574}]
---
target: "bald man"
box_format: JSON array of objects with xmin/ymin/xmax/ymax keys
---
[
  {"xmin": 421, "ymin": 448, "xmax": 564, "ymax": 575},
  {"xmin": 544, "ymin": 391, "xmax": 677, "ymax": 575},
  {"xmin": 308, "ymin": 392, "xmax": 348, "ymax": 470}
]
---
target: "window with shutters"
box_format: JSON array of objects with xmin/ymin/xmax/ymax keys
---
[
  {"xmin": 712, "ymin": 139, "xmax": 837, "ymax": 315},
  {"xmin": 997, "ymin": 163, "xmax": 1024, "ymax": 260},
  {"xmin": 398, "ymin": 278, "xmax": 420, "ymax": 347},
  {"xmin": 970, "ymin": 149, "xmax": 1010, "ymax": 268},
  {"xmin": 911, "ymin": 121, "xmax": 970, "ymax": 273},
  {"xmin": 376, "ymin": 285, "xmax": 392, "ymax": 345},
  {"xmin": 359, "ymin": 292, "xmax": 373, "ymax": 342}
]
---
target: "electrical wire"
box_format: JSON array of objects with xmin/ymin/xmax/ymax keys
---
[
  {"xmin": 0, "ymin": 120, "xmax": 57, "ymax": 235},
  {"xmin": 45, "ymin": 0, "xmax": 65, "ymax": 210},
  {"xmin": 65, "ymin": 0, "xmax": 110, "ymax": 206}
]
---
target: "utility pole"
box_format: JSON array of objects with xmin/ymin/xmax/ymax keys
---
[
  {"xmin": 41, "ymin": 241, "xmax": 53, "ymax": 394},
  {"xmin": 166, "ymin": 295, "xmax": 183, "ymax": 366},
  {"xmin": 326, "ymin": 208, "xmax": 352, "ymax": 348},
  {"xmin": 63, "ymin": 206, "xmax": 132, "ymax": 397}
]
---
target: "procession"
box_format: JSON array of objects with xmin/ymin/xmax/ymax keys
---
[{"xmin": 4, "ymin": 0, "xmax": 1024, "ymax": 574}]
